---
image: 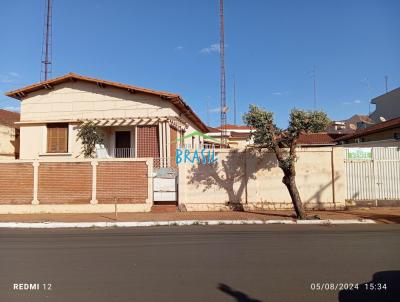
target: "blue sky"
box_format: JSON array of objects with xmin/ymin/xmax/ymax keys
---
[{"xmin": 0, "ymin": 0, "xmax": 399, "ymax": 127}]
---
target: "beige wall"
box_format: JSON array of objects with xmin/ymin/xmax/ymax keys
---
[
  {"xmin": 20, "ymin": 81, "xmax": 179, "ymax": 121},
  {"xmin": 19, "ymin": 81, "xmax": 204, "ymax": 159},
  {"xmin": 0, "ymin": 124, "xmax": 18, "ymax": 159},
  {"xmin": 19, "ymin": 123, "xmax": 82, "ymax": 159},
  {"xmin": 178, "ymin": 147, "xmax": 346, "ymax": 211}
]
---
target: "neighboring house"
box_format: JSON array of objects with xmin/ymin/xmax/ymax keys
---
[
  {"xmin": 335, "ymin": 116, "xmax": 400, "ymax": 146},
  {"xmin": 326, "ymin": 114, "xmax": 374, "ymax": 135},
  {"xmin": 0, "ymin": 109, "xmax": 20, "ymax": 159},
  {"xmin": 5, "ymin": 73, "xmax": 208, "ymax": 160},
  {"xmin": 369, "ymin": 87, "xmax": 400, "ymax": 123},
  {"xmin": 206, "ymin": 124, "xmax": 252, "ymax": 148},
  {"xmin": 297, "ymin": 132, "xmax": 339, "ymax": 147}
]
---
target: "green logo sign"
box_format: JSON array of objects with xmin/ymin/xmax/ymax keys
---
[
  {"xmin": 175, "ymin": 131, "xmax": 221, "ymax": 144},
  {"xmin": 347, "ymin": 148, "xmax": 372, "ymax": 160}
]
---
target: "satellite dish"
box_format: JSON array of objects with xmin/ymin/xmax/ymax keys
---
[{"xmin": 379, "ymin": 116, "xmax": 386, "ymax": 122}]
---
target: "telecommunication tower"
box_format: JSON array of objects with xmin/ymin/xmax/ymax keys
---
[
  {"xmin": 41, "ymin": 0, "xmax": 53, "ymax": 81},
  {"xmin": 219, "ymin": 0, "xmax": 227, "ymax": 146}
]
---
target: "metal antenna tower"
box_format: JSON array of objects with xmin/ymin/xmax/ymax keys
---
[
  {"xmin": 41, "ymin": 0, "xmax": 53, "ymax": 81},
  {"xmin": 219, "ymin": 0, "xmax": 227, "ymax": 146}
]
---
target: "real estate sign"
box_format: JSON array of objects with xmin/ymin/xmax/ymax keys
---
[{"xmin": 346, "ymin": 148, "xmax": 372, "ymax": 160}]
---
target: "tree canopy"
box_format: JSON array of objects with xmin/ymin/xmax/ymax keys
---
[{"xmin": 243, "ymin": 105, "xmax": 331, "ymax": 219}]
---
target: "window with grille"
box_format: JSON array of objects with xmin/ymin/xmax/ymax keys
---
[{"xmin": 47, "ymin": 123, "xmax": 68, "ymax": 153}]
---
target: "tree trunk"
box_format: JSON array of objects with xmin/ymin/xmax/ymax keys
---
[{"xmin": 282, "ymin": 174, "xmax": 306, "ymax": 219}]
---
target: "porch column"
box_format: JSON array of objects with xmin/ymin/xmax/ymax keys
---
[
  {"xmin": 158, "ymin": 122, "xmax": 168, "ymax": 159},
  {"xmin": 158, "ymin": 123, "xmax": 164, "ymax": 158},
  {"xmin": 134, "ymin": 126, "xmax": 138, "ymax": 157},
  {"xmin": 166, "ymin": 123, "xmax": 171, "ymax": 159}
]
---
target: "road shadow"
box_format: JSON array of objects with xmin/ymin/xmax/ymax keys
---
[
  {"xmin": 338, "ymin": 270, "xmax": 400, "ymax": 302},
  {"xmin": 218, "ymin": 283, "xmax": 263, "ymax": 302}
]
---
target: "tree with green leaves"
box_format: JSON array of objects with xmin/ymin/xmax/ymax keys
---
[
  {"xmin": 243, "ymin": 105, "xmax": 331, "ymax": 219},
  {"xmin": 76, "ymin": 121, "xmax": 104, "ymax": 158}
]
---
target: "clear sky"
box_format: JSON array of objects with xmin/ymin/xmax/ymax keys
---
[{"xmin": 0, "ymin": 0, "xmax": 399, "ymax": 127}]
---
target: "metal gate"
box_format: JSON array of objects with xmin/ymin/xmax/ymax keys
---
[
  {"xmin": 345, "ymin": 147, "xmax": 400, "ymax": 201},
  {"xmin": 153, "ymin": 166, "xmax": 178, "ymax": 205}
]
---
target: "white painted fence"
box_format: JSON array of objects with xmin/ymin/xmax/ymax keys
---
[{"xmin": 345, "ymin": 147, "xmax": 400, "ymax": 201}]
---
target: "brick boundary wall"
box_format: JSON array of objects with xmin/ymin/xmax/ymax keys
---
[
  {"xmin": 0, "ymin": 163, "xmax": 33, "ymax": 204},
  {"xmin": 97, "ymin": 161, "xmax": 148, "ymax": 204},
  {"xmin": 38, "ymin": 162, "xmax": 92, "ymax": 204},
  {"xmin": 0, "ymin": 159, "xmax": 151, "ymax": 207}
]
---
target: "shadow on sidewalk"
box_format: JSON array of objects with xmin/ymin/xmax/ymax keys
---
[{"xmin": 329, "ymin": 210, "xmax": 400, "ymax": 224}]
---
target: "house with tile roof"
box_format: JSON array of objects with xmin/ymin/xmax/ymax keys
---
[
  {"xmin": 326, "ymin": 114, "xmax": 374, "ymax": 135},
  {"xmin": 5, "ymin": 73, "xmax": 208, "ymax": 160},
  {"xmin": 206, "ymin": 124, "xmax": 253, "ymax": 148},
  {"xmin": 335, "ymin": 116, "xmax": 400, "ymax": 146},
  {"xmin": 0, "ymin": 109, "xmax": 20, "ymax": 159}
]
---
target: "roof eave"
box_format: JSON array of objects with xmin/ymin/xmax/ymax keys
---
[{"xmin": 4, "ymin": 73, "xmax": 208, "ymax": 133}]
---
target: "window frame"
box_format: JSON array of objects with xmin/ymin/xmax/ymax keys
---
[{"xmin": 46, "ymin": 123, "xmax": 69, "ymax": 153}]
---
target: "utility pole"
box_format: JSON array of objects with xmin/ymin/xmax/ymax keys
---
[
  {"xmin": 41, "ymin": 0, "xmax": 53, "ymax": 81},
  {"xmin": 385, "ymin": 75, "xmax": 388, "ymax": 93},
  {"xmin": 312, "ymin": 66, "xmax": 317, "ymax": 109},
  {"xmin": 219, "ymin": 0, "xmax": 227, "ymax": 146},
  {"xmin": 233, "ymin": 75, "xmax": 237, "ymax": 125},
  {"xmin": 206, "ymin": 100, "xmax": 210, "ymax": 126}
]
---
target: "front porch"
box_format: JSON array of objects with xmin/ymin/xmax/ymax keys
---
[{"xmin": 85, "ymin": 116, "xmax": 186, "ymax": 160}]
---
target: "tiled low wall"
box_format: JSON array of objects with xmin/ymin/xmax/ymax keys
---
[{"xmin": 0, "ymin": 158, "xmax": 152, "ymax": 211}]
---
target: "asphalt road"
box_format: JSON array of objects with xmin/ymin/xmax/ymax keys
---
[{"xmin": 0, "ymin": 225, "xmax": 399, "ymax": 302}]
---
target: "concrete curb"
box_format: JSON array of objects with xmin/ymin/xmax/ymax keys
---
[{"xmin": 0, "ymin": 219, "xmax": 376, "ymax": 228}]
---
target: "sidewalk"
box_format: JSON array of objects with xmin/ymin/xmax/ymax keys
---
[{"xmin": 0, "ymin": 207, "xmax": 399, "ymax": 225}]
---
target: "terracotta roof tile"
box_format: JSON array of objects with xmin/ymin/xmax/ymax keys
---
[
  {"xmin": 221, "ymin": 124, "xmax": 252, "ymax": 130},
  {"xmin": 0, "ymin": 109, "xmax": 20, "ymax": 127},
  {"xmin": 297, "ymin": 133, "xmax": 337, "ymax": 145},
  {"xmin": 4, "ymin": 73, "xmax": 208, "ymax": 132}
]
